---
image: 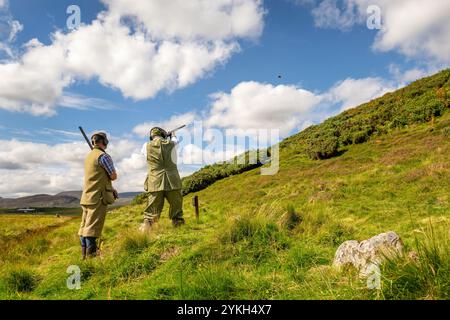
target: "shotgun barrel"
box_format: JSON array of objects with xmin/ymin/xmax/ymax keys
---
[{"xmin": 79, "ymin": 126, "xmax": 93, "ymax": 150}]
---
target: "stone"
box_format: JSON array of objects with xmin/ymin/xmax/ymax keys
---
[{"xmin": 333, "ymin": 231, "xmax": 403, "ymax": 276}]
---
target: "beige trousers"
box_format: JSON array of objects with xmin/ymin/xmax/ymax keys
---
[{"xmin": 78, "ymin": 201, "xmax": 107, "ymax": 238}]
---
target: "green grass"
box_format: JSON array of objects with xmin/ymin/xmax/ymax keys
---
[{"xmin": 0, "ymin": 70, "xmax": 449, "ymax": 300}]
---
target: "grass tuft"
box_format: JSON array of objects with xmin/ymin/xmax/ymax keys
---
[
  {"xmin": 3, "ymin": 268, "xmax": 40, "ymax": 293},
  {"xmin": 379, "ymin": 223, "xmax": 450, "ymax": 300}
]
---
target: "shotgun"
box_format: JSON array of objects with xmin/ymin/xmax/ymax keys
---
[
  {"xmin": 167, "ymin": 125, "xmax": 186, "ymax": 138},
  {"xmin": 79, "ymin": 126, "xmax": 93, "ymax": 150}
]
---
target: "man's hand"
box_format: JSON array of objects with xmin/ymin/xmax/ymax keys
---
[{"xmin": 110, "ymin": 172, "xmax": 118, "ymax": 181}]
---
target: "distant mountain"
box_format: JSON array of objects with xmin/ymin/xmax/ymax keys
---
[
  {"xmin": 0, "ymin": 191, "xmax": 141, "ymax": 208},
  {"xmin": 55, "ymin": 191, "xmax": 82, "ymax": 199},
  {"xmin": 0, "ymin": 194, "xmax": 80, "ymax": 208}
]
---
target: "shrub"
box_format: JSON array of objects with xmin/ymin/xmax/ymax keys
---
[
  {"xmin": 305, "ymin": 134, "xmax": 339, "ymax": 160},
  {"xmin": 181, "ymin": 149, "xmax": 268, "ymax": 196},
  {"xmin": 351, "ymin": 126, "xmax": 373, "ymax": 144},
  {"xmin": 132, "ymin": 192, "xmax": 148, "ymax": 205}
]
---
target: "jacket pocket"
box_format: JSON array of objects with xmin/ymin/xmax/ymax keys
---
[{"xmin": 102, "ymin": 187, "xmax": 116, "ymax": 205}]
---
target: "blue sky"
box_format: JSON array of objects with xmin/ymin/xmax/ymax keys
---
[{"xmin": 0, "ymin": 0, "xmax": 449, "ymax": 196}]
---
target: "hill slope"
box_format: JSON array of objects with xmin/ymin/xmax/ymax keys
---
[
  {"xmin": 180, "ymin": 68, "xmax": 450, "ymax": 195},
  {"xmin": 0, "ymin": 70, "xmax": 449, "ymax": 300}
]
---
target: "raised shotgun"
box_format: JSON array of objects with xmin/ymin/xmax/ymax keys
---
[
  {"xmin": 79, "ymin": 126, "xmax": 93, "ymax": 150},
  {"xmin": 166, "ymin": 125, "xmax": 186, "ymax": 138}
]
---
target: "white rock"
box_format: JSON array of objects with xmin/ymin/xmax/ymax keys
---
[{"xmin": 333, "ymin": 231, "xmax": 403, "ymax": 276}]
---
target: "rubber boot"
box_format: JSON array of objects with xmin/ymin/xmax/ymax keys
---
[
  {"xmin": 81, "ymin": 246, "xmax": 87, "ymax": 260},
  {"xmin": 172, "ymin": 218, "xmax": 185, "ymax": 227},
  {"xmin": 86, "ymin": 243, "xmax": 97, "ymax": 258}
]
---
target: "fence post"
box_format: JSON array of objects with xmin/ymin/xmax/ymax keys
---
[{"xmin": 192, "ymin": 195, "xmax": 199, "ymax": 221}]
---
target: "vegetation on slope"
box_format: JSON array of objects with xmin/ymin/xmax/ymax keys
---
[{"xmin": 175, "ymin": 68, "xmax": 450, "ymax": 197}]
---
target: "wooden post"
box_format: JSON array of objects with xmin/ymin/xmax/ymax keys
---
[{"xmin": 192, "ymin": 195, "xmax": 199, "ymax": 221}]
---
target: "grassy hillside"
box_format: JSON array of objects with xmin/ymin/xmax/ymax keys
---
[
  {"xmin": 0, "ymin": 70, "xmax": 449, "ymax": 300},
  {"xmin": 179, "ymin": 69, "xmax": 450, "ymax": 196}
]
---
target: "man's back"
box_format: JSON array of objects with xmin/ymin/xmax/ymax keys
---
[
  {"xmin": 80, "ymin": 147, "xmax": 111, "ymax": 205},
  {"xmin": 146, "ymin": 138, "xmax": 182, "ymax": 192}
]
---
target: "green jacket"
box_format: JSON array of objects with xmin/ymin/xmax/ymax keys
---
[
  {"xmin": 145, "ymin": 138, "xmax": 182, "ymax": 192},
  {"xmin": 80, "ymin": 147, "xmax": 114, "ymax": 205}
]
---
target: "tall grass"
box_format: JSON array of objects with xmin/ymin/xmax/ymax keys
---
[
  {"xmin": 379, "ymin": 222, "xmax": 449, "ymax": 300},
  {"xmin": 2, "ymin": 268, "xmax": 40, "ymax": 294}
]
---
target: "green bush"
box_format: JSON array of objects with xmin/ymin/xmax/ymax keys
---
[
  {"xmin": 132, "ymin": 192, "xmax": 148, "ymax": 205},
  {"xmin": 351, "ymin": 126, "xmax": 373, "ymax": 144},
  {"xmin": 281, "ymin": 68, "xmax": 450, "ymax": 160},
  {"xmin": 305, "ymin": 133, "xmax": 339, "ymax": 160},
  {"xmin": 181, "ymin": 149, "xmax": 268, "ymax": 196}
]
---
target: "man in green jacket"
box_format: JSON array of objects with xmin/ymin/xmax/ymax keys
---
[
  {"xmin": 79, "ymin": 132, "xmax": 117, "ymax": 259},
  {"xmin": 139, "ymin": 127, "xmax": 185, "ymax": 233}
]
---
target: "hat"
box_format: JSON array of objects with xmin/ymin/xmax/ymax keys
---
[
  {"xmin": 91, "ymin": 131, "xmax": 109, "ymax": 146},
  {"xmin": 150, "ymin": 127, "xmax": 167, "ymax": 140}
]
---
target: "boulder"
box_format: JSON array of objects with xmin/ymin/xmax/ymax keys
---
[{"xmin": 333, "ymin": 231, "xmax": 403, "ymax": 276}]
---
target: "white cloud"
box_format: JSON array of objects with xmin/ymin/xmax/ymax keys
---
[
  {"xmin": 58, "ymin": 93, "xmax": 118, "ymax": 111},
  {"xmin": 310, "ymin": 0, "xmax": 365, "ymax": 31},
  {"xmin": 298, "ymin": 0, "xmax": 450, "ymax": 63},
  {"xmin": 181, "ymin": 143, "xmax": 246, "ymax": 165},
  {"xmin": 205, "ymin": 81, "xmax": 322, "ymax": 136},
  {"xmin": 0, "ymin": 0, "xmax": 265, "ymax": 116},
  {"xmin": 387, "ymin": 64, "xmax": 438, "ymax": 86},
  {"xmin": 104, "ymin": 0, "xmax": 265, "ymax": 41},
  {"xmin": 0, "ymin": 138, "xmax": 146, "ymax": 197},
  {"xmin": 0, "ymin": 0, "xmax": 23, "ymax": 59},
  {"xmin": 325, "ymin": 77, "xmax": 394, "ymax": 111}
]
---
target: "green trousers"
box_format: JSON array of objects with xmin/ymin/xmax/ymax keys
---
[{"xmin": 144, "ymin": 189, "xmax": 183, "ymax": 223}]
